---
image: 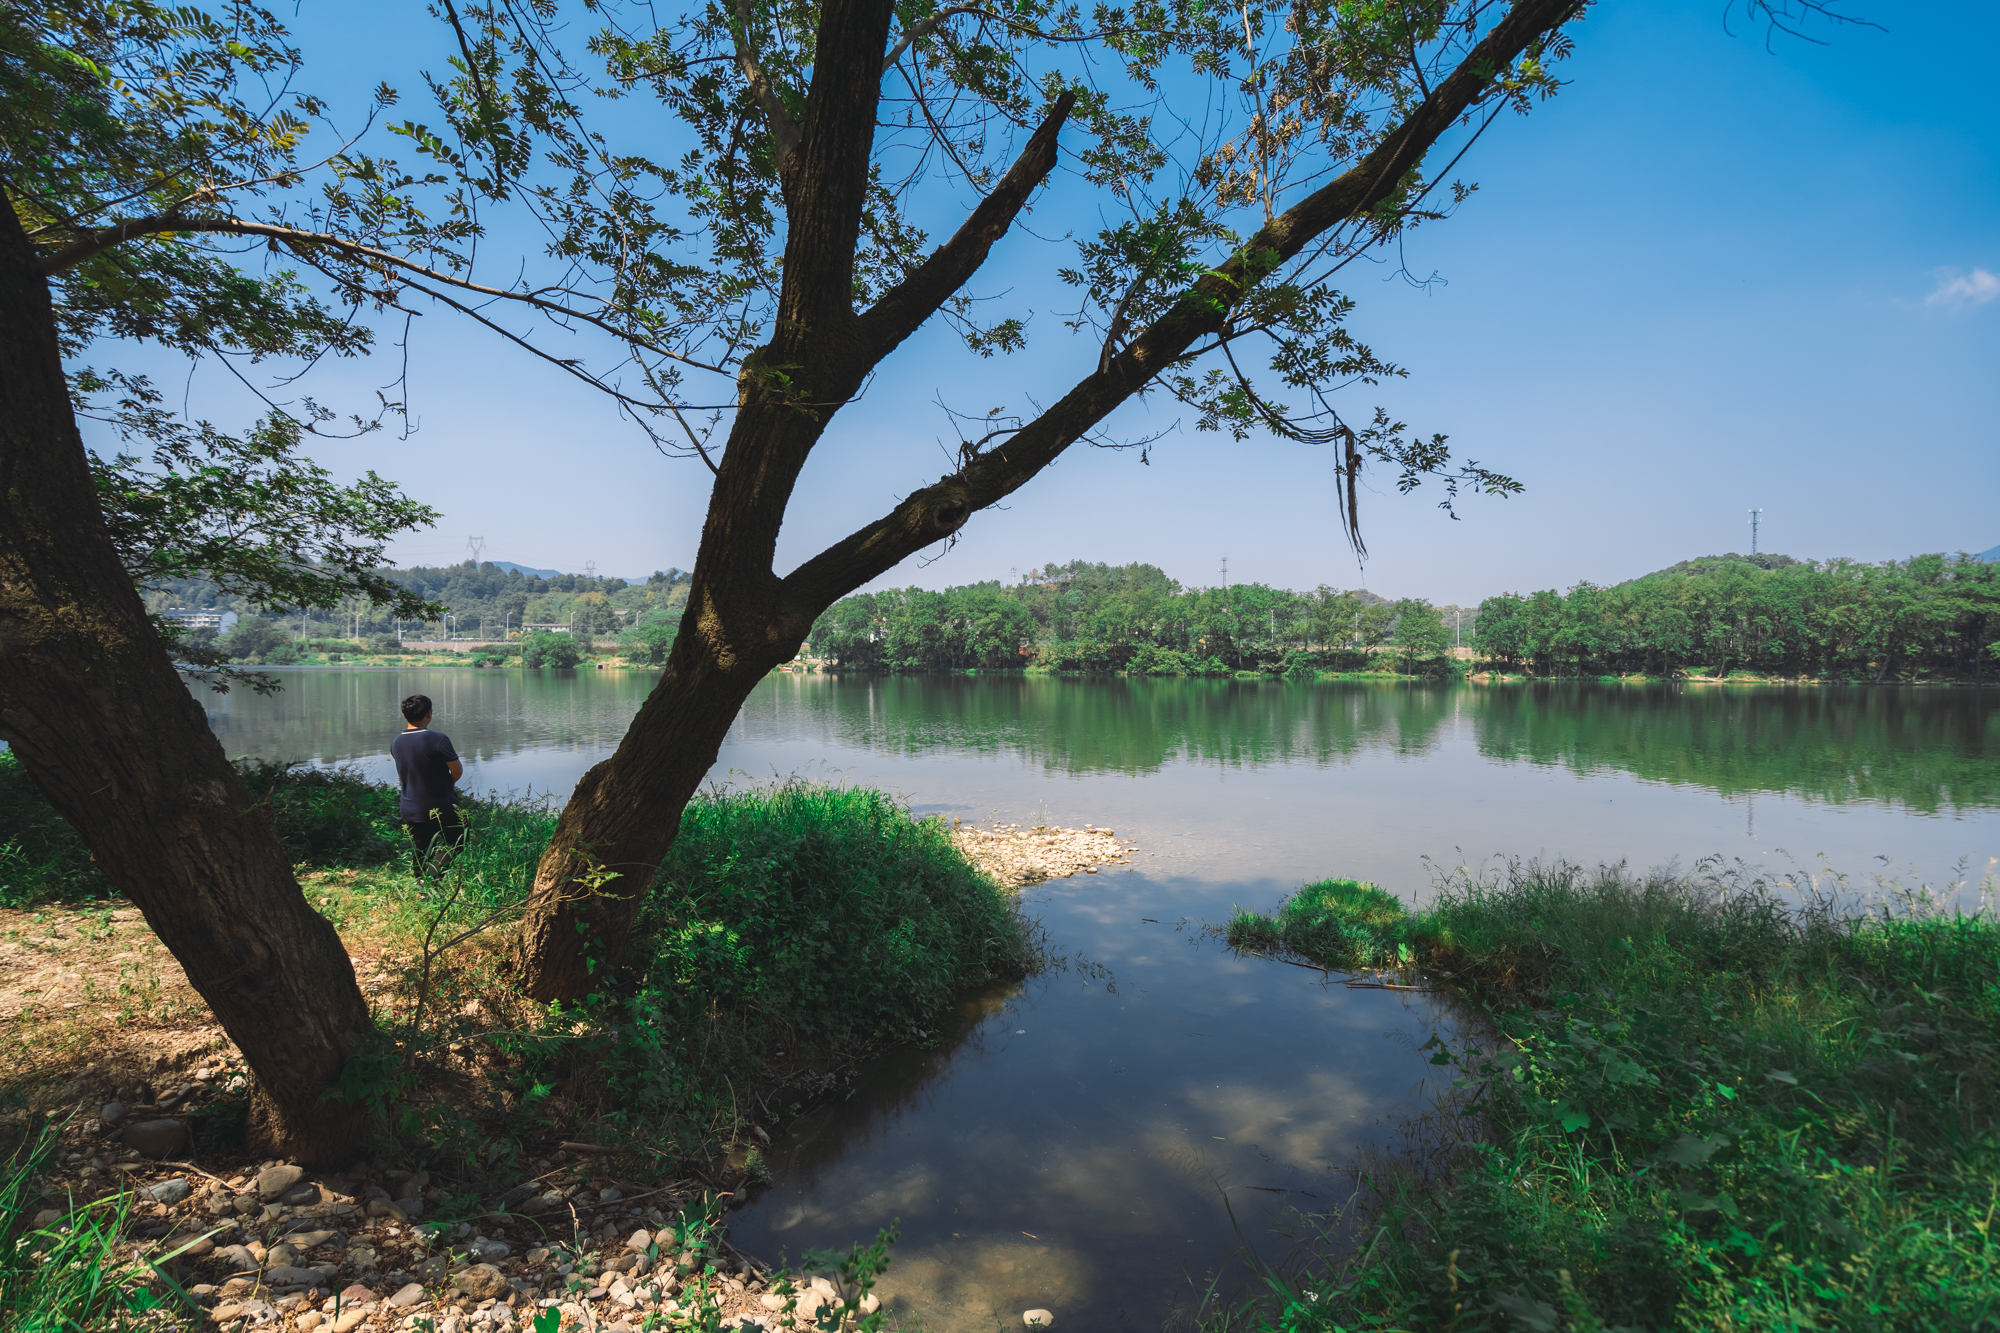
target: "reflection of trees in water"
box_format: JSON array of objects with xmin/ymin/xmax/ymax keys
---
[
  {"xmin": 201, "ymin": 672, "xmax": 1996, "ymax": 815},
  {"xmin": 1472, "ymin": 682, "xmax": 1997, "ymax": 813},
  {"xmin": 751, "ymin": 676, "xmax": 1455, "ymax": 775},
  {"xmin": 197, "ymin": 668, "xmax": 661, "ymax": 764}
]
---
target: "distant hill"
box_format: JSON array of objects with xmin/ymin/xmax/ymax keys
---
[
  {"xmin": 1624, "ymin": 552, "xmax": 1802, "ymax": 584},
  {"xmin": 488, "ymin": 560, "xmax": 566, "ymax": 579},
  {"xmin": 1977, "ymin": 544, "xmax": 1999, "ymax": 563}
]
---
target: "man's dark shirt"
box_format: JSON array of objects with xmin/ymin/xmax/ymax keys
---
[{"xmin": 391, "ymin": 727, "xmax": 460, "ymax": 820}]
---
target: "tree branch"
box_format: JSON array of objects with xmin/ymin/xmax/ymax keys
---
[
  {"xmin": 851, "ymin": 90, "xmax": 1074, "ymax": 362},
  {"xmin": 35, "ymin": 214, "xmax": 730, "ymax": 375},
  {"xmin": 729, "ymin": 0, "xmax": 804, "ymax": 172},
  {"xmin": 780, "ymin": 0, "xmax": 1582, "ymax": 611}
]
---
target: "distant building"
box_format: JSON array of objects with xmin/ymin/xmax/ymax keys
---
[
  {"xmin": 520, "ymin": 622, "xmax": 572, "ymax": 635},
  {"xmin": 162, "ymin": 608, "xmax": 238, "ymax": 632}
]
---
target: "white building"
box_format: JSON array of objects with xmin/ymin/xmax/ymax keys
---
[{"xmin": 162, "ymin": 608, "xmax": 239, "ymax": 632}]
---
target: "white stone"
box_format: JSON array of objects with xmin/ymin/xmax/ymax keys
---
[{"xmin": 1024, "ymin": 1311, "xmax": 1055, "ymax": 1327}]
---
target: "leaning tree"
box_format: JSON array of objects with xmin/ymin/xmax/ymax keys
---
[
  {"xmin": 373, "ymin": 0, "xmax": 1608, "ymax": 998},
  {"xmin": 0, "ymin": 0, "xmax": 521, "ymax": 1161}
]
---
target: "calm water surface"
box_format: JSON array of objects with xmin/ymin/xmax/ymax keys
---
[{"xmin": 201, "ymin": 671, "xmax": 2000, "ymax": 1329}]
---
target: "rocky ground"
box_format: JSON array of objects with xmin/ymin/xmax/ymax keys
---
[
  {"xmin": 35, "ymin": 1092, "xmax": 875, "ymax": 1331},
  {"xmin": 948, "ymin": 820, "xmax": 1136, "ymax": 888}
]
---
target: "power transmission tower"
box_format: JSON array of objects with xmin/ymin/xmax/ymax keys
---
[
  {"xmin": 584, "ymin": 560, "xmax": 597, "ymax": 580},
  {"xmin": 1748, "ymin": 509, "xmax": 1763, "ymax": 556},
  {"xmin": 467, "ymin": 535, "xmax": 485, "ymax": 565}
]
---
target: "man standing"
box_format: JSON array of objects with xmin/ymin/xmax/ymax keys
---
[{"xmin": 392, "ymin": 693, "xmax": 465, "ymax": 875}]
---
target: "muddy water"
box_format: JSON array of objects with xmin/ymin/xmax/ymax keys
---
[{"xmin": 200, "ymin": 671, "xmax": 2000, "ymax": 1328}]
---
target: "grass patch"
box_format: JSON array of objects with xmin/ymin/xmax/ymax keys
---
[
  {"xmin": 1219, "ymin": 861, "xmax": 2000, "ymax": 1332},
  {"xmin": 0, "ymin": 1121, "xmax": 198, "ymax": 1330}
]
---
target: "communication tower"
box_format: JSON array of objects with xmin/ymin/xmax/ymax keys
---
[{"xmin": 1748, "ymin": 509, "xmax": 1764, "ymax": 556}]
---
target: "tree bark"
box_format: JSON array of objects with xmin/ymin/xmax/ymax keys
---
[
  {"xmin": 513, "ymin": 0, "xmax": 1585, "ymax": 1001},
  {"xmin": 0, "ymin": 200, "xmax": 375, "ymax": 1166}
]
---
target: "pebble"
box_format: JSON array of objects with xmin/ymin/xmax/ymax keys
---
[
  {"xmin": 297, "ymin": 1314, "xmax": 325, "ymax": 1332},
  {"xmin": 625, "ymin": 1228, "xmax": 652, "ymax": 1253},
  {"xmin": 99, "ymin": 1101, "xmax": 127, "ymax": 1127},
  {"xmin": 117, "ymin": 1118, "xmax": 187, "ymax": 1158},
  {"xmin": 1025, "ymin": 1310, "xmax": 1055, "ymax": 1327},
  {"xmin": 339, "ymin": 1285, "xmax": 379, "ymax": 1304},
  {"xmin": 384, "ymin": 1281, "xmax": 429, "ymax": 1309},
  {"xmin": 257, "ymin": 1163, "xmax": 306, "ymax": 1201},
  {"xmin": 145, "ymin": 1177, "xmax": 192, "ymax": 1204},
  {"xmin": 333, "ymin": 1311, "xmax": 371, "ymax": 1333},
  {"xmin": 266, "ymin": 1264, "xmax": 325, "ymax": 1287},
  {"xmin": 284, "ymin": 1182, "xmax": 323, "ymax": 1206}
]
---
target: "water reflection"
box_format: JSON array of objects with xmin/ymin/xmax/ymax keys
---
[
  {"xmin": 728, "ymin": 921, "xmax": 1463, "ymax": 1332},
  {"xmin": 200, "ymin": 670, "xmax": 1997, "ymax": 816}
]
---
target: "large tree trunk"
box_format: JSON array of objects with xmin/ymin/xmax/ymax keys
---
[{"xmin": 0, "ymin": 201, "xmax": 374, "ymax": 1166}]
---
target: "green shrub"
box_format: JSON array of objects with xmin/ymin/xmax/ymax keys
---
[
  {"xmin": 0, "ymin": 753, "xmax": 408, "ymax": 904},
  {"xmin": 487, "ymin": 781, "xmax": 1028, "ymax": 1159},
  {"xmin": 0, "ymin": 750, "xmax": 114, "ymax": 906},
  {"xmin": 521, "ymin": 630, "xmax": 582, "ymax": 668},
  {"xmin": 235, "ymin": 761, "xmax": 405, "ymax": 866},
  {"xmin": 648, "ymin": 781, "xmax": 1028, "ymax": 1040}
]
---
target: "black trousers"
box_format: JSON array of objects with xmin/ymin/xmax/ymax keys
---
[{"xmin": 404, "ymin": 806, "xmax": 466, "ymax": 874}]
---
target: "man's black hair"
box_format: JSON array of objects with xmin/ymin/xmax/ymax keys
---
[{"xmin": 401, "ymin": 694, "xmax": 433, "ymax": 725}]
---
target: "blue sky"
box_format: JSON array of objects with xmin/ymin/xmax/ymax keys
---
[{"xmin": 108, "ymin": 1, "xmax": 1999, "ymax": 604}]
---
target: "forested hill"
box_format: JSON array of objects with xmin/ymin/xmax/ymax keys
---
[
  {"xmin": 1476, "ymin": 552, "xmax": 1999, "ymax": 679},
  {"xmin": 1625, "ymin": 552, "xmax": 1804, "ymax": 582}
]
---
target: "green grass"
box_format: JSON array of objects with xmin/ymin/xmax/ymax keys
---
[
  {"xmin": 1219, "ymin": 862, "xmax": 2000, "ymax": 1332},
  {"xmin": 483, "ymin": 780, "xmax": 1031, "ymax": 1164},
  {"xmin": 0, "ymin": 1121, "xmax": 201, "ymax": 1330}
]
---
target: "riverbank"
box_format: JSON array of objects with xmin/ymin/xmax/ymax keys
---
[
  {"xmin": 1216, "ymin": 863, "xmax": 2000, "ymax": 1331},
  {"xmin": 0, "ymin": 756, "xmax": 1133, "ymax": 1330}
]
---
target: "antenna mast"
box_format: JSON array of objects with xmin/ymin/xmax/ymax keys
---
[{"xmin": 1748, "ymin": 509, "xmax": 1763, "ymax": 556}]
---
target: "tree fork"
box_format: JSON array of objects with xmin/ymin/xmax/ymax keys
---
[
  {"xmin": 0, "ymin": 201, "xmax": 375, "ymax": 1166},
  {"xmin": 510, "ymin": 0, "xmax": 1584, "ymax": 1002}
]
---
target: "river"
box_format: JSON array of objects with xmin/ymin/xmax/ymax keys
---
[{"xmin": 201, "ymin": 670, "xmax": 1999, "ymax": 1329}]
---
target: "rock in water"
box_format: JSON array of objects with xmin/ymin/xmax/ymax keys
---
[
  {"xmin": 119, "ymin": 1119, "xmax": 187, "ymax": 1158},
  {"xmin": 1024, "ymin": 1311, "xmax": 1055, "ymax": 1328},
  {"xmin": 256, "ymin": 1163, "xmax": 306, "ymax": 1201}
]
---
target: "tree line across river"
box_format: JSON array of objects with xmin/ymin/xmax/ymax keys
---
[
  {"xmin": 808, "ymin": 551, "xmax": 2000, "ymax": 681},
  {"xmin": 164, "ymin": 549, "xmax": 1998, "ymax": 682}
]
